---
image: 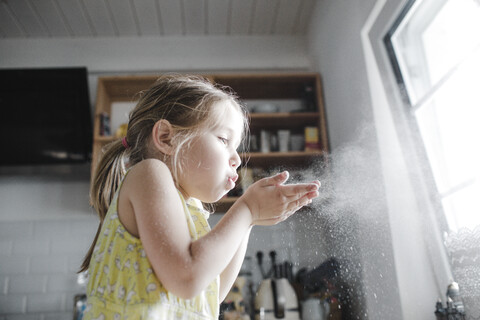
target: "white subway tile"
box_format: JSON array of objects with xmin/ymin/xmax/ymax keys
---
[
  {"xmin": 0, "ymin": 294, "xmax": 26, "ymax": 313},
  {"xmin": 12, "ymin": 239, "xmax": 49, "ymax": 256},
  {"xmin": 67, "ymin": 255, "xmax": 85, "ymax": 274},
  {"xmin": 29, "ymin": 256, "xmax": 67, "ymax": 275},
  {"xmin": 69, "ymin": 218, "xmax": 98, "ymax": 237},
  {"xmin": 0, "ymin": 240, "xmax": 13, "ymax": 256},
  {"xmin": 0, "ymin": 276, "xmax": 7, "ymax": 294},
  {"xmin": 26, "ymin": 293, "xmax": 64, "ymax": 313},
  {"xmin": 38, "ymin": 311, "xmax": 72, "ymax": 320},
  {"xmin": 0, "ymin": 257, "xmax": 29, "ymax": 275},
  {"xmin": 33, "ymin": 221, "xmax": 70, "ymax": 239},
  {"xmin": 8, "ymin": 275, "xmax": 46, "ymax": 294},
  {"xmin": 46, "ymin": 274, "xmax": 80, "ymax": 293},
  {"xmin": 4, "ymin": 314, "xmax": 41, "ymax": 320},
  {"xmin": 0, "ymin": 222, "xmax": 33, "ymax": 240},
  {"xmin": 50, "ymin": 238, "xmax": 89, "ymax": 255}
]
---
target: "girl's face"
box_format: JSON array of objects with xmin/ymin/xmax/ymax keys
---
[{"xmin": 176, "ymin": 100, "xmax": 244, "ymax": 203}]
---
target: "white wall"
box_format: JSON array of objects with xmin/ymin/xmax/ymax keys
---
[
  {"xmin": 0, "ymin": 35, "xmax": 310, "ymax": 73},
  {"xmin": 308, "ymin": 1, "xmax": 403, "ymax": 318},
  {"xmin": 308, "ymin": 0, "xmax": 451, "ymax": 319}
]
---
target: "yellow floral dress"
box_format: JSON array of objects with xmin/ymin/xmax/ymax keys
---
[{"xmin": 83, "ymin": 178, "xmax": 219, "ymax": 320}]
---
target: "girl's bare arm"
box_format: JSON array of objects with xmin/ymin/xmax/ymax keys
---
[
  {"xmin": 219, "ymin": 227, "xmax": 251, "ymax": 301},
  {"xmin": 125, "ymin": 159, "xmax": 319, "ymax": 299}
]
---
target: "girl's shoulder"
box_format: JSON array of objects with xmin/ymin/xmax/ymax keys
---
[
  {"xmin": 117, "ymin": 159, "xmax": 183, "ymax": 239},
  {"xmin": 122, "ymin": 159, "xmax": 176, "ymax": 196},
  {"xmin": 128, "ymin": 158, "xmax": 172, "ymax": 179}
]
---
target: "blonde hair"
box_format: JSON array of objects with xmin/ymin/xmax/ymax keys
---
[{"xmin": 79, "ymin": 74, "xmax": 248, "ymax": 273}]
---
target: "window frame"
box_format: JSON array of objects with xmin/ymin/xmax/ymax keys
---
[{"xmin": 382, "ymin": 0, "xmax": 452, "ymax": 233}]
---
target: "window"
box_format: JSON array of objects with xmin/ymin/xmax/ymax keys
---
[{"xmin": 384, "ymin": 0, "xmax": 480, "ymax": 232}]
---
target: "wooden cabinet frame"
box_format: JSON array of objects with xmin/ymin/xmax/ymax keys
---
[{"xmin": 92, "ymin": 73, "xmax": 329, "ymax": 211}]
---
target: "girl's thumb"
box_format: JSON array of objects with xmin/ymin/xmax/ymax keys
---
[{"xmin": 265, "ymin": 171, "xmax": 289, "ymax": 186}]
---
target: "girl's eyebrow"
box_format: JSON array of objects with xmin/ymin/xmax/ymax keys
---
[{"xmin": 216, "ymin": 124, "xmax": 237, "ymax": 135}]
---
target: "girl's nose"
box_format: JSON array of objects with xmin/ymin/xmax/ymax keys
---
[{"xmin": 231, "ymin": 151, "xmax": 241, "ymax": 168}]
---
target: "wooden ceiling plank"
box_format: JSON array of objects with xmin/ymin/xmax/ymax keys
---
[
  {"xmin": 57, "ymin": 0, "xmax": 94, "ymax": 37},
  {"xmin": 158, "ymin": 0, "xmax": 183, "ymax": 35},
  {"xmin": 32, "ymin": 0, "xmax": 71, "ymax": 37},
  {"xmin": 8, "ymin": 0, "xmax": 48, "ymax": 37},
  {"xmin": 183, "ymin": 0, "xmax": 205, "ymax": 35},
  {"xmin": 250, "ymin": 0, "xmax": 278, "ymax": 35},
  {"xmin": 229, "ymin": 0, "xmax": 254, "ymax": 35},
  {"xmin": 275, "ymin": 0, "xmax": 302, "ymax": 35},
  {"xmin": 82, "ymin": 0, "xmax": 116, "ymax": 37},
  {"xmin": 207, "ymin": 0, "xmax": 229, "ymax": 35},
  {"xmin": 107, "ymin": 0, "xmax": 138, "ymax": 36},
  {"xmin": 0, "ymin": 2, "xmax": 27, "ymax": 37},
  {"xmin": 132, "ymin": 0, "xmax": 160, "ymax": 36}
]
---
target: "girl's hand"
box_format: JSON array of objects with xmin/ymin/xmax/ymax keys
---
[{"xmin": 238, "ymin": 171, "xmax": 320, "ymax": 226}]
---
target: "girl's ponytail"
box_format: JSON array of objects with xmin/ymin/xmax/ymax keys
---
[
  {"xmin": 79, "ymin": 139, "xmax": 127, "ymax": 273},
  {"xmin": 79, "ymin": 74, "xmax": 248, "ymax": 274}
]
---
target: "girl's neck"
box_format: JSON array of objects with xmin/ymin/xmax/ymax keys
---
[{"xmin": 177, "ymin": 185, "xmax": 191, "ymax": 201}]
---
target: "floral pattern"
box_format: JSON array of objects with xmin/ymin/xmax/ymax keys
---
[{"xmin": 84, "ymin": 181, "xmax": 218, "ymax": 320}]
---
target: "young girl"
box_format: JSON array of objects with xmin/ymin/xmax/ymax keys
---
[{"xmin": 80, "ymin": 74, "xmax": 320, "ymax": 320}]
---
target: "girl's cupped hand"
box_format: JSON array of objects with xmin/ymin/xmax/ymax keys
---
[{"xmin": 238, "ymin": 171, "xmax": 320, "ymax": 226}]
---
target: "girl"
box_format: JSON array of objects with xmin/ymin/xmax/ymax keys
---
[{"xmin": 80, "ymin": 75, "xmax": 320, "ymax": 319}]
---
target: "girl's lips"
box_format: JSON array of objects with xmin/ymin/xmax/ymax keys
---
[{"xmin": 227, "ymin": 175, "xmax": 238, "ymax": 190}]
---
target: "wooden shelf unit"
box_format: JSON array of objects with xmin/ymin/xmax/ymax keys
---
[{"xmin": 92, "ymin": 73, "xmax": 329, "ymax": 211}]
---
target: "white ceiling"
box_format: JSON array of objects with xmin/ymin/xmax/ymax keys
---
[{"xmin": 0, "ymin": 0, "xmax": 318, "ymax": 39}]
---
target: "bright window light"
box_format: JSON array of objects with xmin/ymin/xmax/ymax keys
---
[{"xmin": 388, "ymin": 0, "xmax": 480, "ymax": 232}]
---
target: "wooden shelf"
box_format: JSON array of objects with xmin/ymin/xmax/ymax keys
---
[
  {"xmin": 95, "ymin": 136, "xmax": 116, "ymax": 142},
  {"xmin": 249, "ymin": 112, "xmax": 320, "ymax": 129},
  {"xmin": 250, "ymin": 112, "xmax": 319, "ymax": 119},
  {"xmin": 246, "ymin": 150, "xmax": 323, "ymax": 158},
  {"xmin": 244, "ymin": 151, "xmax": 324, "ymax": 167}
]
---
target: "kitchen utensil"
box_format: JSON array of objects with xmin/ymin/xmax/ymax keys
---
[
  {"xmin": 255, "ymin": 278, "xmax": 300, "ymax": 320},
  {"xmin": 257, "ymin": 251, "xmax": 267, "ymax": 279},
  {"xmin": 301, "ymin": 298, "xmax": 329, "ymax": 320},
  {"xmin": 269, "ymin": 251, "xmax": 277, "ymax": 278}
]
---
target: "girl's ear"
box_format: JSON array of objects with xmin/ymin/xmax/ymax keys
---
[{"xmin": 152, "ymin": 119, "xmax": 174, "ymax": 155}]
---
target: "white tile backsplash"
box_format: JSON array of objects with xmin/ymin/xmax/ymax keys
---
[
  {"xmin": 8, "ymin": 276, "xmax": 46, "ymax": 294},
  {"xmin": 0, "ymin": 277, "xmax": 7, "ymax": 295},
  {"xmin": 26, "ymin": 293, "xmax": 65, "ymax": 313},
  {"xmin": 4, "ymin": 314, "xmax": 40, "ymax": 320},
  {"xmin": 1, "ymin": 257, "xmax": 29, "ymax": 275},
  {"xmin": 0, "ymin": 241, "xmax": 13, "ymax": 256},
  {"xmin": 0, "ymin": 294, "xmax": 26, "ymax": 314},
  {"xmin": 0, "ymin": 211, "xmax": 312, "ymax": 319},
  {"xmin": 12, "ymin": 240, "xmax": 50, "ymax": 256},
  {"xmin": 29, "ymin": 256, "xmax": 68, "ymax": 275},
  {"xmin": 33, "ymin": 221, "xmax": 71, "ymax": 239},
  {"xmin": 0, "ymin": 223, "xmax": 34, "ymax": 240},
  {"xmin": 0, "ymin": 218, "xmax": 96, "ymax": 319},
  {"xmin": 46, "ymin": 275, "xmax": 80, "ymax": 293},
  {"xmin": 50, "ymin": 237, "xmax": 89, "ymax": 255}
]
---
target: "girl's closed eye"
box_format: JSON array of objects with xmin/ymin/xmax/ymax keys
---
[{"xmin": 218, "ymin": 137, "xmax": 229, "ymax": 145}]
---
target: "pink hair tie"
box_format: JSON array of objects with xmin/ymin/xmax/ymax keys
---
[{"xmin": 121, "ymin": 137, "xmax": 130, "ymax": 149}]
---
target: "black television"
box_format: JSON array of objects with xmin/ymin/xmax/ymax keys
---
[{"xmin": 0, "ymin": 67, "xmax": 92, "ymax": 166}]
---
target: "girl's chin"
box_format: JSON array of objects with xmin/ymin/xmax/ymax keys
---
[{"xmin": 195, "ymin": 192, "xmax": 227, "ymax": 204}]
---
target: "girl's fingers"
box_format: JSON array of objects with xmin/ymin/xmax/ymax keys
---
[
  {"xmin": 281, "ymin": 182, "xmax": 320, "ymax": 197},
  {"xmin": 261, "ymin": 171, "xmax": 289, "ymax": 186},
  {"xmin": 285, "ymin": 192, "xmax": 316, "ymax": 212},
  {"xmin": 254, "ymin": 193, "xmax": 313, "ymax": 224}
]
